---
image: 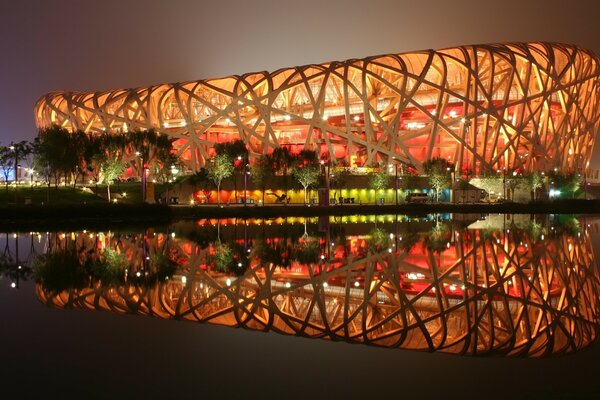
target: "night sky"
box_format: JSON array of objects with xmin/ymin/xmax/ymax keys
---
[{"xmin": 2, "ymin": 0, "xmax": 600, "ymax": 156}]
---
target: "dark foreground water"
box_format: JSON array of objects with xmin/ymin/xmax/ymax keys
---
[{"xmin": 2, "ymin": 214, "xmax": 600, "ymax": 399}]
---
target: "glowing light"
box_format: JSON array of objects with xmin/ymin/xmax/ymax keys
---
[
  {"xmin": 226, "ymin": 278, "xmax": 232, "ymax": 287},
  {"xmin": 182, "ymin": 276, "xmax": 187, "ymax": 284},
  {"xmin": 353, "ymin": 115, "xmax": 360, "ymax": 122},
  {"xmin": 10, "ymin": 282, "xmax": 16, "ymax": 288},
  {"xmin": 284, "ymin": 115, "xmax": 291, "ymax": 121},
  {"xmin": 354, "ymin": 281, "xmax": 360, "ymax": 287},
  {"xmin": 285, "ymin": 282, "xmax": 291, "ymax": 288}
]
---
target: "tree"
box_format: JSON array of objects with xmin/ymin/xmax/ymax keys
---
[
  {"xmin": 369, "ymin": 167, "xmax": 390, "ymax": 204},
  {"xmin": 100, "ymin": 157, "xmax": 126, "ymax": 202},
  {"xmin": 215, "ymin": 140, "xmax": 248, "ymax": 201},
  {"xmin": 207, "ymin": 154, "xmax": 234, "ymax": 204},
  {"xmin": 36, "ymin": 125, "xmax": 75, "ymax": 187},
  {"xmin": 250, "ymin": 155, "xmax": 275, "ymax": 204},
  {"xmin": 527, "ymin": 171, "xmax": 544, "ymax": 200},
  {"xmin": 0, "ymin": 146, "xmax": 12, "ymax": 191},
  {"xmin": 329, "ymin": 166, "xmax": 351, "ymax": 200},
  {"xmin": 292, "ymin": 164, "xmax": 320, "ymax": 204},
  {"xmin": 270, "ymin": 146, "xmax": 296, "ymax": 196},
  {"xmin": 477, "ymin": 172, "xmax": 500, "ymax": 202},
  {"xmin": 189, "ymin": 168, "xmax": 214, "ymax": 203},
  {"xmin": 423, "ymin": 157, "xmax": 453, "ymax": 202},
  {"xmin": 505, "ymin": 173, "xmax": 525, "ymax": 201}
]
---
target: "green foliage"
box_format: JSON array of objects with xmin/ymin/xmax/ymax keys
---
[
  {"xmin": 526, "ymin": 171, "xmax": 544, "ymax": 200},
  {"xmin": 292, "ymin": 164, "xmax": 320, "ymax": 203},
  {"xmin": 368, "ymin": 227, "xmax": 390, "ymax": 253},
  {"xmin": 423, "ymin": 157, "xmax": 453, "ymax": 202},
  {"xmin": 100, "ymin": 157, "xmax": 126, "ymax": 201},
  {"xmin": 369, "ymin": 167, "xmax": 391, "ymax": 203},
  {"xmin": 422, "ymin": 157, "xmax": 454, "ymax": 174},
  {"xmin": 250, "ymin": 156, "xmax": 275, "ymax": 203},
  {"xmin": 33, "ymin": 249, "xmax": 88, "ymax": 293},
  {"xmin": 294, "ymin": 236, "xmax": 320, "ymax": 264},
  {"xmin": 207, "ymin": 154, "xmax": 234, "ymax": 203},
  {"xmin": 213, "ymin": 243, "xmax": 234, "ymax": 272},
  {"xmin": 477, "ymin": 172, "xmax": 501, "ymax": 202},
  {"xmin": 329, "ymin": 166, "xmax": 351, "ymax": 197},
  {"xmin": 0, "ymin": 146, "xmax": 12, "ymax": 187},
  {"xmin": 215, "ymin": 140, "xmax": 248, "ymax": 164}
]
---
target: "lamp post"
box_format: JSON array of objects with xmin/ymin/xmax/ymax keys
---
[
  {"xmin": 136, "ymin": 151, "xmax": 146, "ymax": 203},
  {"xmin": 320, "ymin": 159, "xmax": 331, "ymax": 205},
  {"xmin": 244, "ymin": 163, "xmax": 250, "ymax": 207}
]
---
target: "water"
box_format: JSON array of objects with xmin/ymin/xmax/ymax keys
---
[{"xmin": 2, "ymin": 214, "xmax": 600, "ymax": 398}]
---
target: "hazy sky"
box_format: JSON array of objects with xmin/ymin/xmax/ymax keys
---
[{"xmin": 1, "ymin": 0, "xmax": 600, "ymax": 145}]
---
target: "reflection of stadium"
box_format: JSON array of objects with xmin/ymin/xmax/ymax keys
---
[
  {"xmin": 37, "ymin": 217, "xmax": 600, "ymax": 356},
  {"xmin": 35, "ymin": 43, "xmax": 600, "ymax": 174}
]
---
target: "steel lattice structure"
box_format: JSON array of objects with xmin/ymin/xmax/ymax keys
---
[
  {"xmin": 37, "ymin": 217, "xmax": 600, "ymax": 356},
  {"xmin": 34, "ymin": 43, "xmax": 600, "ymax": 174}
]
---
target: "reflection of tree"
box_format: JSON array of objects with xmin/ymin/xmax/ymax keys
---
[
  {"xmin": 183, "ymin": 225, "xmax": 218, "ymax": 249},
  {"xmin": 294, "ymin": 236, "xmax": 320, "ymax": 264},
  {"xmin": 553, "ymin": 216, "xmax": 581, "ymax": 236},
  {"xmin": 33, "ymin": 249, "xmax": 88, "ymax": 294},
  {"xmin": 89, "ymin": 249, "xmax": 128, "ymax": 285},
  {"xmin": 211, "ymin": 242, "xmax": 250, "ymax": 276},
  {"xmin": 425, "ymin": 223, "xmax": 450, "ymax": 253},
  {"xmin": 212, "ymin": 243, "xmax": 234, "ymax": 272},
  {"xmin": 1, "ymin": 252, "xmax": 33, "ymax": 286},
  {"xmin": 33, "ymin": 242, "xmax": 178, "ymax": 291},
  {"xmin": 397, "ymin": 232, "xmax": 420, "ymax": 253},
  {"xmin": 368, "ymin": 227, "xmax": 390, "ymax": 253}
]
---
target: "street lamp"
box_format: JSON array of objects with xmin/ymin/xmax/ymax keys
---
[
  {"xmin": 244, "ymin": 163, "xmax": 250, "ymax": 207},
  {"xmin": 136, "ymin": 151, "xmax": 146, "ymax": 202},
  {"xmin": 320, "ymin": 159, "xmax": 331, "ymax": 205}
]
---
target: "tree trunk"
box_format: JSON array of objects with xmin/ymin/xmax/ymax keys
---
[
  {"xmin": 303, "ymin": 186, "xmax": 307, "ymax": 204},
  {"xmin": 217, "ymin": 182, "xmax": 221, "ymax": 204},
  {"xmin": 107, "ymin": 183, "xmax": 111, "ymax": 202}
]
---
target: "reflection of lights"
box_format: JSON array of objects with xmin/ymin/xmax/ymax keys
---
[
  {"xmin": 323, "ymin": 282, "xmax": 328, "ymax": 288},
  {"xmin": 10, "ymin": 282, "xmax": 16, "ymax": 288},
  {"xmin": 181, "ymin": 276, "xmax": 187, "ymax": 284},
  {"xmin": 171, "ymin": 232, "xmax": 176, "ymax": 238},
  {"xmin": 226, "ymin": 278, "xmax": 232, "ymax": 287},
  {"xmin": 406, "ymin": 272, "xmax": 425, "ymax": 280},
  {"xmin": 237, "ymin": 262, "xmax": 243, "ymax": 268},
  {"xmin": 354, "ymin": 281, "xmax": 360, "ymax": 287},
  {"xmin": 136, "ymin": 272, "xmax": 141, "ymax": 277},
  {"xmin": 285, "ymin": 282, "xmax": 291, "ymax": 288}
]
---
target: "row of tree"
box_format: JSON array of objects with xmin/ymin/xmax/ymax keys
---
[{"xmin": 1, "ymin": 126, "xmax": 180, "ymax": 202}]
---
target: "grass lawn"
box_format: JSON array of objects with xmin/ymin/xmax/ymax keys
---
[
  {"xmin": 0, "ymin": 185, "xmax": 105, "ymax": 206},
  {"xmin": 0, "ymin": 182, "xmax": 169, "ymax": 206}
]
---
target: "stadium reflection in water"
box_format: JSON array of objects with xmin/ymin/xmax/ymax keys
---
[{"xmin": 33, "ymin": 214, "xmax": 600, "ymax": 357}]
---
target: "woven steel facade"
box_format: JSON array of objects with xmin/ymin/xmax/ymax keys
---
[{"xmin": 35, "ymin": 43, "xmax": 600, "ymax": 174}]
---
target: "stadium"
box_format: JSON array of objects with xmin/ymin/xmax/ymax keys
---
[{"xmin": 35, "ymin": 42, "xmax": 600, "ymax": 176}]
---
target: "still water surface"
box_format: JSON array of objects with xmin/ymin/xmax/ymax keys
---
[{"xmin": 2, "ymin": 214, "xmax": 600, "ymax": 398}]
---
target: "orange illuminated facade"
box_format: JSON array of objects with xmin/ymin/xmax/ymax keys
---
[{"xmin": 35, "ymin": 43, "xmax": 600, "ymax": 174}]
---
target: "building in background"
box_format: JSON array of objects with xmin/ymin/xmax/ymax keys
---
[{"xmin": 35, "ymin": 42, "xmax": 600, "ymax": 175}]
